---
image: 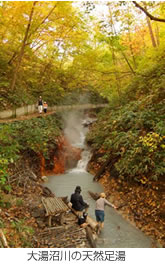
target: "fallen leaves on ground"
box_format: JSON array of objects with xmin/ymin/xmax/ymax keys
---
[{"xmin": 99, "ymin": 173, "xmax": 165, "ymax": 247}]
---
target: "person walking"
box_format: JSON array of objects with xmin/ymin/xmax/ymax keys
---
[
  {"xmin": 70, "ymin": 186, "xmax": 89, "ymax": 216},
  {"xmin": 38, "ymin": 96, "xmax": 43, "ymax": 114},
  {"xmin": 43, "ymin": 102, "xmax": 48, "ymax": 113},
  {"xmin": 95, "ymin": 192, "xmax": 117, "ymax": 233}
]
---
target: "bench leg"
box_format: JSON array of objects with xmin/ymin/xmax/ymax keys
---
[
  {"xmin": 48, "ymin": 216, "xmax": 52, "ymax": 227},
  {"xmin": 59, "ymin": 212, "xmax": 64, "ymax": 225}
]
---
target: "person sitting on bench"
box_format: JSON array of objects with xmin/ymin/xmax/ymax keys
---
[{"xmin": 70, "ymin": 186, "xmax": 89, "ymax": 216}]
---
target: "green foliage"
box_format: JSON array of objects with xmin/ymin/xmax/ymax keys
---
[
  {"xmin": 0, "ymin": 1, "xmax": 165, "ymax": 185},
  {"xmin": 0, "ymin": 114, "xmax": 62, "ymax": 189},
  {"xmin": 0, "ymin": 1, "xmax": 90, "ymax": 110},
  {"xmin": 11, "ymin": 219, "xmax": 34, "ymax": 247},
  {"xmin": 16, "ymin": 198, "xmax": 24, "ymax": 207},
  {"xmin": 11, "ymin": 219, "xmax": 33, "ymax": 233},
  {"xmin": 10, "ymin": 114, "xmax": 62, "ymax": 155},
  {"xmin": 126, "ymin": 51, "xmax": 165, "ymax": 101},
  {"xmin": 0, "ymin": 217, "xmax": 5, "ymax": 228},
  {"xmin": 0, "ymin": 125, "xmax": 20, "ymax": 188},
  {"xmin": 0, "ymin": 1, "xmax": 165, "ymax": 110},
  {"xmin": 0, "ymin": 198, "xmax": 12, "ymax": 209},
  {"xmin": 87, "ymin": 97, "xmax": 165, "ymax": 182}
]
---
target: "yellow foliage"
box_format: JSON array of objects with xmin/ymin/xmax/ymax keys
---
[{"xmin": 139, "ymin": 132, "xmax": 163, "ymax": 152}]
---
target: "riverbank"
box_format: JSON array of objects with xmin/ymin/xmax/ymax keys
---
[
  {"xmin": 0, "ymin": 140, "xmax": 93, "ymax": 248},
  {"xmin": 0, "ymin": 173, "xmax": 94, "ymax": 248},
  {"xmin": 0, "ymin": 111, "xmax": 99, "ymax": 248},
  {"xmin": 1, "ymin": 110, "xmax": 163, "ymax": 248},
  {"xmin": 85, "ymin": 96, "xmax": 165, "ymax": 248},
  {"xmin": 95, "ymin": 173, "xmax": 164, "ymax": 247}
]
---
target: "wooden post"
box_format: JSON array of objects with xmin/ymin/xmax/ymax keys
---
[{"xmin": 0, "ymin": 229, "xmax": 9, "ymax": 248}]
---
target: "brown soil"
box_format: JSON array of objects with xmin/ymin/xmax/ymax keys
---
[{"xmin": 0, "ymin": 110, "xmax": 56, "ymax": 124}]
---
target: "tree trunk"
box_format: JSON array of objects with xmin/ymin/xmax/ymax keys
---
[
  {"xmin": 93, "ymin": 154, "xmax": 112, "ymax": 181},
  {"xmin": 121, "ymin": 51, "xmax": 135, "ymax": 75},
  {"xmin": 146, "ymin": 16, "xmax": 157, "ymax": 48},
  {"xmin": 93, "ymin": 154, "xmax": 121, "ymax": 181},
  {"xmin": 128, "ymin": 27, "xmax": 137, "ymax": 69},
  {"xmin": 111, "ymin": 54, "xmax": 122, "ymax": 98},
  {"xmin": 108, "ymin": 7, "xmax": 122, "ymax": 98},
  {"xmin": 10, "ymin": 1, "xmax": 37, "ymax": 91},
  {"xmin": 143, "ymin": 3, "xmax": 157, "ymax": 48},
  {"xmin": 8, "ymin": 51, "xmax": 18, "ymax": 65},
  {"xmin": 155, "ymin": 23, "xmax": 160, "ymax": 46}
]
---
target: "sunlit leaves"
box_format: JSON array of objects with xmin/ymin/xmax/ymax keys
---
[{"xmin": 0, "ymin": 1, "xmax": 165, "ymax": 109}]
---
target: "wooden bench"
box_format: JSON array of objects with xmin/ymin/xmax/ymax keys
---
[{"xmin": 42, "ymin": 196, "xmax": 69, "ymax": 226}]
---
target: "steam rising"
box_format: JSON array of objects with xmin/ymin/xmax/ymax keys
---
[
  {"xmin": 61, "ymin": 93, "xmax": 93, "ymax": 171},
  {"xmin": 63, "ymin": 110, "xmax": 87, "ymax": 148}
]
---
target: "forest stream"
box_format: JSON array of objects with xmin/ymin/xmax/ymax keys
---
[{"xmin": 44, "ymin": 111, "xmax": 152, "ymax": 248}]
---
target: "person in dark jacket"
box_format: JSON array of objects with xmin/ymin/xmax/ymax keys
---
[
  {"xmin": 38, "ymin": 96, "xmax": 43, "ymax": 114},
  {"xmin": 70, "ymin": 186, "xmax": 89, "ymax": 214}
]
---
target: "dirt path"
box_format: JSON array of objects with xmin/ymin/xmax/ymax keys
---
[{"xmin": 0, "ymin": 111, "xmax": 56, "ymax": 124}]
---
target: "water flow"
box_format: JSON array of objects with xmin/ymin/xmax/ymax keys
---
[
  {"xmin": 73, "ymin": 149, "xmax": 91, "ymax": 172},
  {"xmin": 70, "ymin": 127, "xmax": 91, "ymax": 172},
  {"xmin": 64, "ymin": 111, "xmax": 91, "ymax": 173},
  {"xmin": 44, "ymin": 111, "xmax": 152, "ymax": 248}
]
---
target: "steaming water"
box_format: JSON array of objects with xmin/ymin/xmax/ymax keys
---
[
  {"xmin": 70, "ymin": 149, "xmax": 91, "ymax": 173},
  {"xmin": 44, "ymin": 111, "xmax": 152, "ymax": 248}
]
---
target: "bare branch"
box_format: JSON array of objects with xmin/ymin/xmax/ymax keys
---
[
  {"xmin": 132, "ymin": 1, "xmax": 165, "ymax": 23},
  {"xmin": 28, "ymin": 4, "xmax": 57, "ymax": 39}
]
